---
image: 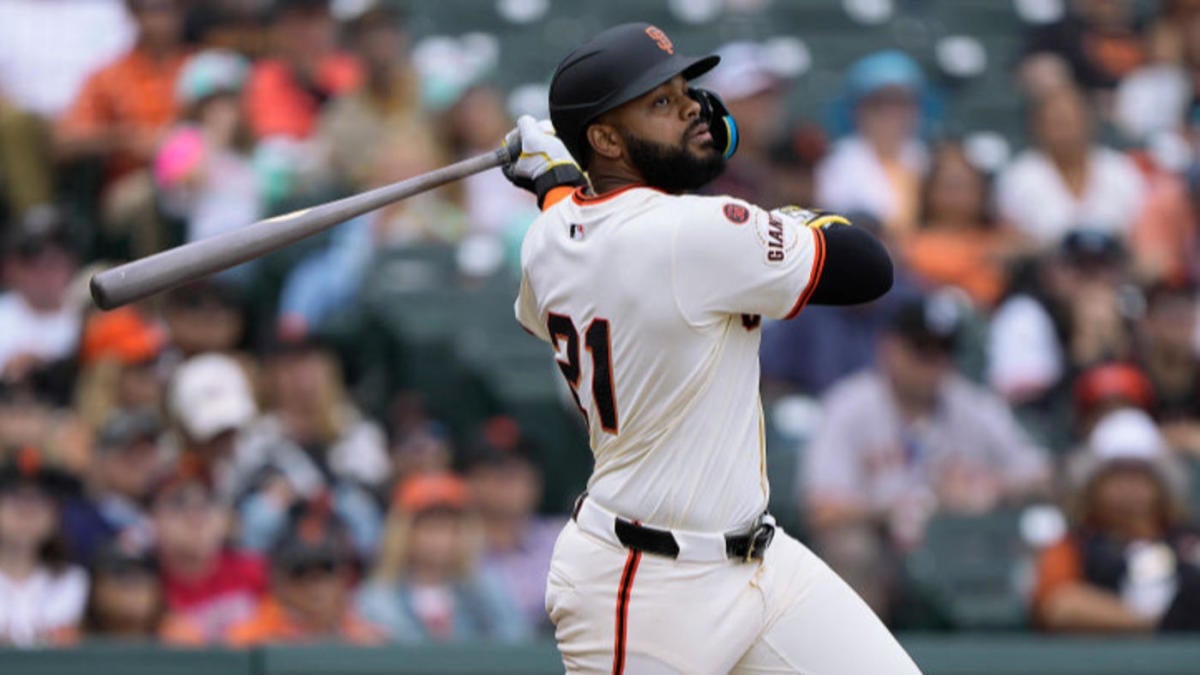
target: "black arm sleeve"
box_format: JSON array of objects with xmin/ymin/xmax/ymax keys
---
[{"xmin": 807, "ymin": 223, "xmax": 893, "ymax": 306}]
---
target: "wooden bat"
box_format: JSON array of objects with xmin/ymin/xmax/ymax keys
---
[{"xmin": 89, "ymin": 143, "xmax": 519, "ymax": 310}]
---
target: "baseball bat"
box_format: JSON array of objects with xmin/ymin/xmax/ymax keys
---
[{"xmin": 89, "ymin": 143, "xmax": 520, "ymax": 310}]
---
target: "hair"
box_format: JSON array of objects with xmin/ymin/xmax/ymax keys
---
[
  {"xmin": 81, "ymin": 565, "xmax": 165, "ymax": 636},
  {"xmin": 917, "ymin": 141, "xmax": 995, "ymax": 229},
  {"xmin": 182, "ymin": 93, "xmax": 255, "ymax": 155},
  {"xmin": 369, "ymin": 506, "xmax": 483, "ymax": 585},
  {"xmin": 263, "ymin": 347, "xmax": 347, "ymax": 446},
  {"xmin": 0, "ymin": 491, "xmax": 72, "ymax": 573},
  {"xmin": 1071, "ymin": 462, "xmax": 1188, "ymax": 533}
]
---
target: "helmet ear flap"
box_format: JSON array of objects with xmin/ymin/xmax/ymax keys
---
[{"xmin": 688, "ymin": 87, "xmax": 739, "ymax": 160}]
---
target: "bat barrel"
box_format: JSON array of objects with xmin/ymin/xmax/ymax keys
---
[{"xmin": 90, "ymin": 146, "xmax": 514, "ymax": 310}]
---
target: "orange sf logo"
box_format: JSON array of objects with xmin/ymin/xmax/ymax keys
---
[{"xmin": 645, "ymin": 26, "xmax": 674, "ymax": 55}]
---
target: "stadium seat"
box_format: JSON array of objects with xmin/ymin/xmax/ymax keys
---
[{"xmin": 902, "ymin": 509, "xmax": 1030, "ymax": 630}]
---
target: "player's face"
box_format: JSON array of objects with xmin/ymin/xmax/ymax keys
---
[{"xmin": 607, "ymin": 76, "xmax": 726, "ymax": 193}]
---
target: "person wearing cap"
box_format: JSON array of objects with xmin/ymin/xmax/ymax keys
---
[
  {"xmin": 155, "ymin": 49, "xmax": 264, "ymax": 260},
  {"xmin": 166, "ymin": 353, "xmax": 259, "ymax": 496},
  {"xmin": 60, "ymin": 408, "xmax": 162, "ymax": 565},
  {"xmin": 988, "ymin": 228, "xmax": 1136, "ymax": 407},
  {"xmin": 82, "ymin": 539, "xmax": 202, "ymax": 644},
  {"xmin": 244, "ymin": 0, "xmax": 360, "ymax": 141},
  {"xmin": 226, "ymin": 498, "xmax": 384, "ymax": 646},
  {"xmin": 1073, "ymin": 361, "xmax": 1157, "ymax": 442},
  {"xmin": 995, "ymin": 84, "xmax": 1146, "ymax": 249},
  {"xmin": 0, "ymin": 207, "xmax": 81, "ymax": 382},
  {"xmin": 357, "ymin": 473, "xmax": 529, "ymax": 644},
  {"xmin": 75, "ymin": 305, "xmax": 166, "ymax": 432},
  {"xmin": 500, "ymin": 22, "xmax": 908, "ymax": 672},
  {"xmin": 151, "ymin": 461, "xmax": 267, "ymax": 643},
  {"xmin": 463, "ymin": 417, "xmax": 565, "ymax": 633},
  {"xmin": 1036, "ymin": 408, "xmax": 1200, "ymax": 632},
  {"xmin": 805, "ymin": 291, "xmax": 1050, "ymax": 615},
  {"xmin": 0, "ymin": 447, "xmax": 87, "ymax": 647},
  {"xmin": 816, "ymin": 50, "xmax": 932, "ymax": 238}
]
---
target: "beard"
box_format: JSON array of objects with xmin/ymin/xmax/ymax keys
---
[{"xmin": 620, "ymin": 122, "xmax": 726, "ymax": 194}]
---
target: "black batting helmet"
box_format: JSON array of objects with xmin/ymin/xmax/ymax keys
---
[{"xmin": 549, "ymin": 23, "xmax": 721, "ymax": 168}]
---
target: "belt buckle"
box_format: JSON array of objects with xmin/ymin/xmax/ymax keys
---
[{"xmin": 744, "ymin": 513, "xmax": 777, "ymax": 562}]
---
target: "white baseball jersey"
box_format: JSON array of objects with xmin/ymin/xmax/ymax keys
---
[{"xmin": 516, "ymin": 185, "xmax": 825, "ymax": 533}]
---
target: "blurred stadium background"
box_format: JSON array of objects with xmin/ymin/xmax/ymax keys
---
[{"xmin": 2, "ymin": 0, "xmax": 1200, "ymax": 672}]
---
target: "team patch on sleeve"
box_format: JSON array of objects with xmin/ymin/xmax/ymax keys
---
[
  {"xmin": 723, "ymin": 202, "xmax": 750, "ymax": 225},
  {"xmin": 753, "ymin": 210, "xmax": 800, "ymax": 264}
]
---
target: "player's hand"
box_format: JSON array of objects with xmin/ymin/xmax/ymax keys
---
[
  {"xmin": 503, "ymin": 115, "xmax": 588, "ymax": 207},
  {"xmin": 770, "ymin": 206, "xmax": 851, "ymax": 230}
]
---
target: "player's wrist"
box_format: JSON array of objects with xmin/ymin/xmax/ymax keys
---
[{"xmin": 533, "ymin": 163, "xmax": 588, "ymax": 208}]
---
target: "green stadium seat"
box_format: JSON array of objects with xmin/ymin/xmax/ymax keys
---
[{"xmin": 902, "ymin": 509, "xmax": 1030, "ymax": 630}]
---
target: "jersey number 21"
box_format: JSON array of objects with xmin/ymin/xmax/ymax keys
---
[{"xmin": 548, "ymin": 313, "xmax": 619, "ymax": 434}]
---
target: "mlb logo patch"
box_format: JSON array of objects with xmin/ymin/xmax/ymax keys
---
[{"xmin": 570, "ymin": 224, "xmax": 585, "ymax": 239}]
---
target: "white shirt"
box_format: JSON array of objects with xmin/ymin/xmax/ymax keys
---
[
  {"xmin": 815, "ymin": 135, "xmax": 928, "ymax": 224},
  {"xmin": 516, "ymin": 186, "xmax": 823, "ymax": 532},
  {"xmin": 995, "ymin": 147, "xmax": 1146, "ymax": 247},
  {"xmin": 0, "ymin": 566, "xmax": 88, "ymax": 647},
  {"xmin": 987, "ymin": 294, "xmax": 1064, "ymax": 399},
  {"xmin": 0, "ymin": 0, "xmax": 134, "ymax": 118},
  {"xmin": 0, "ymin": 293, "xmax": 81, "ymax": 373}
]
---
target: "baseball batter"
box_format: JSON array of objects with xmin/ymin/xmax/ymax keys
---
[{"xmin": 503, "ymin": 23, "xmax": 923, "ymax": 674}]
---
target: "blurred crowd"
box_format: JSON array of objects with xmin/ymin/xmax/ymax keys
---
[{"xmin": 3, "ymin": 0, "xmax": 1200, "ymax": 649}]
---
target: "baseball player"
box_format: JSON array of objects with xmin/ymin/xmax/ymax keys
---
[{"xmin": 503, "ymin": 23, "xmax": 922, "ymax": 674}]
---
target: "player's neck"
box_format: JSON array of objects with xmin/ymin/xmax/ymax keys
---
[{"xmin": 586, "ymin": 161, "xmax": 645, "ymax": 196}]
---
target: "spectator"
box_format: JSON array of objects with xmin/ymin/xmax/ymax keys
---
[
  {"xmin": 244, "ymin": 0, "xmax": 359, "ymax": 140},
  {"xmin": 166, "ymin": 352, "xmax": 258, "ymax": 498},
  {"xmin": 369, "ymin": 129, "xmax": 468, "ymax": 246},
  {"xmin": 1138, "ymin": 282, "xmax": 1200, "ymax": 455},
  {"xmin": 391, "ymin": 419, "xmax": 454, "ymax": 482},
  {"xmin": 760, "ymin": 213, "xmax": 923, "ymax": 397},
  {"xmin": 995, "ymin": 85, "xmax": 1146, "ymax": 248},
  {"xmin": 0, "ymin": 208, "xmax": 82, "ymax": 383},
  {"xmin": 161, "ymin": 280, "xmax": 246, "ymax": 360},
  {"xmin": 988, "ymin": 230, "xmax": 1136, "ymax": 405},
  {"xmin": 75, "ymin": 305, "xmax": 166, "ymax": 434},
  {"xmin": 1036, "ymin": 408, "xmax": 1200, "ymax": 632},
  {"xmin": 55, "ymin": 0, "xmax": 190, "ymax": 251},
  {"xmin": 82, "ymin": 540, "xmax": 202, "ymax": 644},
  {"xmin": 700, "ymin": 41, "xmax": 790, "ymax": 206},
  {"xmin": 817, "ymin": 50, "xmax": 930, "ymax": 237},
  {"xmin": 0, "ymin": 0, "xmax": 134, "ymax": 220},
  {"xmin": 804, "ymin": 293, "xmax": 1050, "ymax": 614},
  {"xmin": 0, "ymin": 448, "xmax": 87, "ymax": 647},
  {"xmin": 462, "ymin": 417, "xmax": 564, "ymax": 632},
  {"xmin": 61, "ymin": 409, "xmax": 162, "ymax": 565},
  {"xmin": 233, "ymin": 336, "xmax": 386, "ymax": 559},
  {"xmin": 904, "ymin": 143, "xmax": 1019, "ymax": 309},
  {"xmin": 1073, "ymin": 361, "xmax": 1157, "ymax": 440},
  {"xmin": 152, "ymin": 462, "xmax": 267, "ymax": 642},
  {"xmin": 1021, "ymin": 0, "xmax": 1146, "ymax": 96},
  {"xmin": 441, "ymin": 84, "xmax": 537, "ymax": 240},
  {"xmin": 357, "ymin": 473, "xmax": 530, "ymax": 643},
  {"xmin": 319, "ymin": 5, "xmax": 427, "ymax": 192},
  {"xmin": 226, "ymin": 498, "xmax": 384, "ymax": 646},
  {"xmin": 155, "ymin": 50, "xmax": 263, "ymax": 254}
]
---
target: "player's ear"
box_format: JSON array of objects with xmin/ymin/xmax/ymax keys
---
[{"xmin": 586, "ymin": 122, "xmax": 624, "ymax": 163}]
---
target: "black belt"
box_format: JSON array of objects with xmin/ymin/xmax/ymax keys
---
[{"xmin": 572, "ymin": 493, "xmax": 776, "ymax": 561}]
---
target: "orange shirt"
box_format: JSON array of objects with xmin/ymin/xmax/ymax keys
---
[
  {"xmin": 904, "ymin": 227, "xmax": 1011, "ymax": 308},
  {"xmin": 1033, "ymin": 537, "xmax": 1084, "ymax": 623},
  {"xmin": 244, "ymin": 55, "xmax": 361, "ymax": 140},
  {"xmin": 58, "ymin": 48, "xmax": 190, "ymax": 177},
  {"xmin": 225, "ymin": 597, "xmax": 385, "ymax": 647}
]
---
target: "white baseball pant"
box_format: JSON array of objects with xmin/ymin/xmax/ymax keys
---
[{"xmin": 545, "ymin": 518, "xmax": 923, "ymax": 674}]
